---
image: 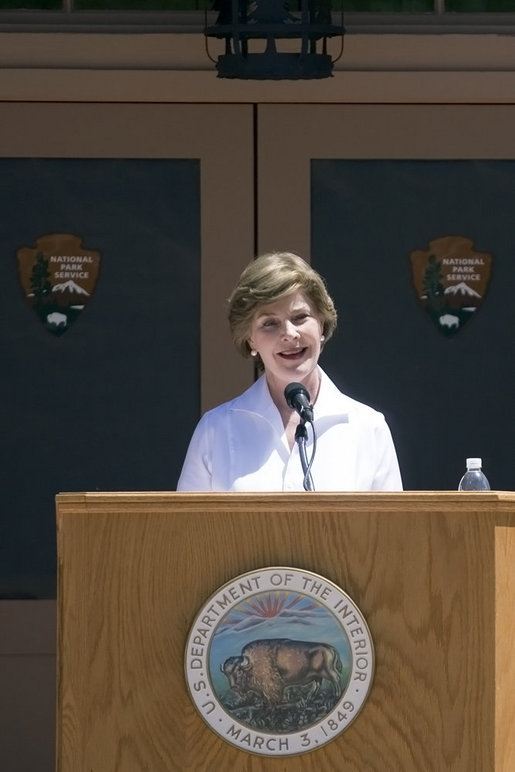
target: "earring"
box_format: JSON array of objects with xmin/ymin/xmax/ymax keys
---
[
  {"xmin": 250, "ymin": 349, "xmax": 257, "ymax": 357},
  {"xmin": 321, "ymin": 335, "xmax": 325, "ymax": 342}
]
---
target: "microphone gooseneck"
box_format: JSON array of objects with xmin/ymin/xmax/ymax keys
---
[{"xmin": 284, "ymin": 382, "xmax": 317, "ymax": 491}]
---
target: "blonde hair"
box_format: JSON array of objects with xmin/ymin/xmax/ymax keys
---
[{"xmin": 228, "ymin": 251, "xmax": 337, "ymax": 358}]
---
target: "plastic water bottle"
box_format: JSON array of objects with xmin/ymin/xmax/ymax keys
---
[{"xmin": 458, "ymin": 458, "xmax": 491, "ymax": 491}]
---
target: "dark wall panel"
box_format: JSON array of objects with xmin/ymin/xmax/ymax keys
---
[
  {"xmin": 0, "ymin": 158, "xmax": 200, "ymax": 597},
  {"xmin": 312, "ymin": 159, "xmax": 514, "ymax": 492}
]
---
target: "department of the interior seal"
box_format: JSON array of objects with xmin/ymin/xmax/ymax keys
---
[{"xmin": 184, "ymin": 567, "xmax": 374, "ymax": 757}]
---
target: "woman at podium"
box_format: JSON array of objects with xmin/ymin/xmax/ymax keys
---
[{"xmin": 177, "ymin": 251, "xmax": 402, "ymax": 492}]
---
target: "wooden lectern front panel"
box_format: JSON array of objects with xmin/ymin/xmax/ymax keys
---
[{"xmin": 56, "ymin": 492, "xmax": 515, "ymax": 771}]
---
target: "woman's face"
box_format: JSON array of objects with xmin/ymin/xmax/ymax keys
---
[{"xmin": 248, "ymin": 290, "xmax": 324, "ymax": 396}]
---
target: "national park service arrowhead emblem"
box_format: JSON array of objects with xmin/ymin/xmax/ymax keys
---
[
  {"xmin": 185, "ymin": 567, "xmax": 374, "ymax": 757},
  {"xmin": 409, "ymin": 236, "xmax": 492, "ymax": 336},
  {"xmin": 16, "ymin": 233, "xmax": 101, "ymax": 335}
]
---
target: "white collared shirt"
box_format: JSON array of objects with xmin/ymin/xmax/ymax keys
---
[{"xmin": 177, "ymin": 368, "xmax": 402, "ymax": 492}]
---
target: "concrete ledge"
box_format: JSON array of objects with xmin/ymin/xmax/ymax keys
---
[{"xmin": 1, "ymin": 67, "xmax": 515, "ymax": 104}]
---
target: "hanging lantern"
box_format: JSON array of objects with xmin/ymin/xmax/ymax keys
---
[{"xmin": 205, "ymin": 0, "xmax": 345, "ymax": 79}]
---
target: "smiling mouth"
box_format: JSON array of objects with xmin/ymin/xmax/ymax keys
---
[{"xmin": 278, "ymin": 347, "xmax": 307, "ymax": 360}]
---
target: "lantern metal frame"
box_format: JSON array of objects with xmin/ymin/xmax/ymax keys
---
[{"xmin": 205, "ymin": 0, "xmax": 345, "ymax": 79}]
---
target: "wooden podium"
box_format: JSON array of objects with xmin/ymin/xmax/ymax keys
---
[{"xmin": 56, "ymin": 492, "xmax": 515, "ymax": 771}]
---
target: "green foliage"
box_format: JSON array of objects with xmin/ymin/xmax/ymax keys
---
[
  {"xmin": 4, "ymin": 0, "xmax": 515, "ymax": 11},
  {"xmin": 343, "ymin": 1, "xmax": 433, "ymax": 9},
  {"xmin": 1, "ymin": 0, "xmax": 61, "ymax": 8}
]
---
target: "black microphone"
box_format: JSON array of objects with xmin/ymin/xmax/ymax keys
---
[{"xmin": 284, "ymin": 382, "xmax": 314, "ymax": 423}]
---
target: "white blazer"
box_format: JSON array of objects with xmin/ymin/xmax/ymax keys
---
[{"xmin": 177, "ymin": 368, "xmax": 402, "ymax": 492}]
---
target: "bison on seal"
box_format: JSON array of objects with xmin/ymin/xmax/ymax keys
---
[{"xmin": 221, "ymin": 638, "xmax": 342, "ymax": 705}]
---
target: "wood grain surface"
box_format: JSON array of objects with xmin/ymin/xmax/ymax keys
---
[{"xmin": 56, "ymin": 492, "xmax": 515, "ymax": 771}]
